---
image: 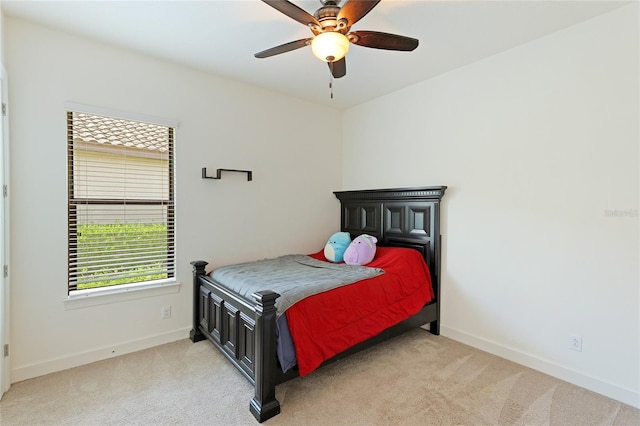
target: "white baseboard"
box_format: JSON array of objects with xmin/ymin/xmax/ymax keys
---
[
  {"xmin": 440, "ymin": 325, "xmax": 640, "ymax": 409},
  {"xmin": 11, "ymin": 327, "xmax": 191, "ymax": 383}
]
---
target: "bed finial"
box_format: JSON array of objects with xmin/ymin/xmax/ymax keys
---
[{"xmin": 190, "ymin": 260, "xmax": 209, "ymax": 343}]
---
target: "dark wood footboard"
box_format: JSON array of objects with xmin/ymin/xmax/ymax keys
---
[{"xmin": 190, "ymin": 260, "xmax": 281, "ymax": 422}]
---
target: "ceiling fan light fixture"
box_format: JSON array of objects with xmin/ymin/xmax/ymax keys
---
[{"xmin": 311, "ymin": 31, "xmax": 350, "ymax": 62}]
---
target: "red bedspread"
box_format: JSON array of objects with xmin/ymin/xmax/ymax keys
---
[{"xmin": 286, "ymin": 246, "xmax": 434, "ymax": 376}]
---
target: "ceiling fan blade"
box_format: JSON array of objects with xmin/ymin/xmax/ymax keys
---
[
  {"xmin": 262, "ymin": 0, "xmax": 320, "ymax": 28},
  {"xmin": 255, "ymin": 38, "xmax": 313, "ymax": 58},
  {"xmin": 329, "ymin": 57, "xmax": 346, "ymax": 79},
  {"xmin": 337, "ymin": 0, "xmax": 381, "ymax": 27},
  {"xmin": 349, "ymin": 30, "xmax": 419, "ymax": 51}
]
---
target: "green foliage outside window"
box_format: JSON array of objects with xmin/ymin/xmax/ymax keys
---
[{"xmin": 76, "ymin": 222, "xmax": 170, "ymax": 290}]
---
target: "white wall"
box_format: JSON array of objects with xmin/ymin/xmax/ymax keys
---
[
  {"xmin": 5, "ymin": 17, "xmax": 342, "ymax": 381},
  {"xmin": 0, "ymin": 10, "xmax": 4, "ymax": 64},
  {"xmin": 343, "ymin": 5, "xmax": 639, "ymax": 407}
]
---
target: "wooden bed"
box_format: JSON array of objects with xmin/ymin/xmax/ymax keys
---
[{"xmin": 190, "ymin": 186, "xmax": 447, "ymax": 422}]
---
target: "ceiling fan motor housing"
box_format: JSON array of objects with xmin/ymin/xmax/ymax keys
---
[{"xmin": 314, "ymin": 1, "xmax": 347, "ymax": 33}]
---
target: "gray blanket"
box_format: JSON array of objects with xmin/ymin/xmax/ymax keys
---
[{"xmin": 210, "ymin": 254, "xmax": 384, "ymax": 317}]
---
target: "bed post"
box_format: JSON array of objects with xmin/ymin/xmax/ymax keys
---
[
  {"xmin": 249, "ymin": 290, "xmax": 281, "ymax": 423},
  {"xmin": 429, "ymin": 233, "xmax": 442, "ymax": 335},
  {"xmin": 190, "ymin": 260, "xmax": 208, "ymax": 343}
]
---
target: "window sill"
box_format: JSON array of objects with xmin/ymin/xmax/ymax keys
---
[{"xmin": 63, "ymin": 279, "xmax": 181, "ymax": 310}]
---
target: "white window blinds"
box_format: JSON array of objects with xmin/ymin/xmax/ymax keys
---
[{"xmin": 67, "ymin": 111, "xmax": 175, "ymax": 292}]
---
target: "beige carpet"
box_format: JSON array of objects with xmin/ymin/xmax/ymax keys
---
[{"xmin": 1, "ymin": 329, "xmax": 638, "ymax": 425}]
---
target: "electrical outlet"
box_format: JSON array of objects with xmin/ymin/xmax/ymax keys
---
[
  {"xmin": 161, "ymin": 305, "xmax": 171, "ymax": 319},
  {"xmin": 569, "ymin": 334, "xmax": 582, "ymax": 352}
]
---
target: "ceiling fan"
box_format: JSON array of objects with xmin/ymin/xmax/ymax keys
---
[{"xmin": 255, "ymin": 0, "xmax": 419, "ymax": 79}]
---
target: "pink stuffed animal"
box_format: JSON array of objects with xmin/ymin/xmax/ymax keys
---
[{"xmin": 343, "ymin": 234, "xmax": 378, "ymax": 266}]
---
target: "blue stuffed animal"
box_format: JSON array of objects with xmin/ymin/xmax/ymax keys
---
[{"xmin": 324, "ymin": 232, "xmax": 351, "ymax": 263}]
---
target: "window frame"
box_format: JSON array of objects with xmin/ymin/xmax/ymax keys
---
[{"xmin": 65, "ymin": 103, "xmax": 179, "ymax": 296}]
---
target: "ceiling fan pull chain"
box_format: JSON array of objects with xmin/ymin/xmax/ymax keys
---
[{"xmin": 329, "ymin": 62, "xmax": 334, "ymax": 99}]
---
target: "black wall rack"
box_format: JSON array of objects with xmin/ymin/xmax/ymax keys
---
[{"xmin": 202, "ymin": 167, "xmax": 253, "ymax": 181}]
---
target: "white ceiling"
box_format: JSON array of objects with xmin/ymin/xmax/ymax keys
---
[{"xmin": 1, "ymin": 0, "xmax": 629, "ymax": 109}]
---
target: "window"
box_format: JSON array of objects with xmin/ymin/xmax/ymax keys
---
[{"xmin": 67, "ymin": 111, "xmax": 175, "ymax": 293}]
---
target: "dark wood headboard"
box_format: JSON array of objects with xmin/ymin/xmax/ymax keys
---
[{"xmin": 333, "ymin": 186, "xmax": 447, "ymax": 306}]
